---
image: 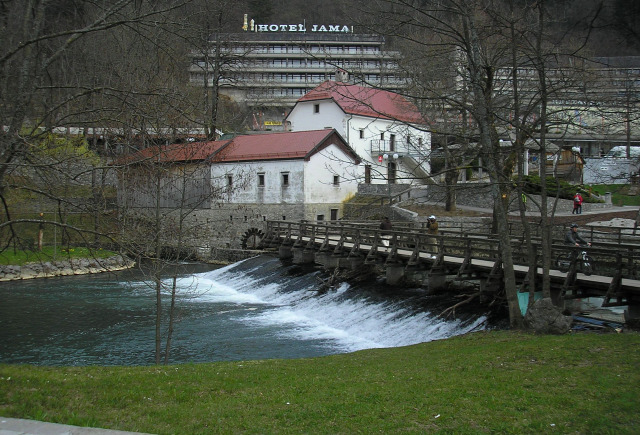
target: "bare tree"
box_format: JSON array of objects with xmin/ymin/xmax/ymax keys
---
[
  {"xmin": 350, "ymin": 0, "xmax": 607, "ymax": 327},
  {"xmin": 0, "ymin": 0, "xmax": 202, "ymax": 249},
  {"xmin": 0, "ymin": 0, "xmax": 237, "ymax": 364}
]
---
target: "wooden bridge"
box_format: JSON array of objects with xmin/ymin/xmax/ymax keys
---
[{"xmin": 259, "ymin": 220, "xmax": 640, "ymax": 323}]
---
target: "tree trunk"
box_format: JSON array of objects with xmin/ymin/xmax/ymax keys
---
[
  {"xmin": 461, "ymin": 13, "xmax": 523, "ymax": 328},
  {"xmin": 164, "ymin": 276, "xmax": 178, "ymax": 365}
]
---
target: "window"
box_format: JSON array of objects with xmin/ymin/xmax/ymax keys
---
[
  {"xmin": 330, "ymin": 209, "xmax": 339, "ymax": 220},
  {"xmin": 258, "ymin": 173, "xmax": 265, "ymax": 187},
  {"xmin": 333, "ymin": 175, "xmax": 340, "ymax": 186},
  {"xmin": 281, "ymin": 172, "xmax": 289, "ymax": 187},
  {"xmin": 317, "ymin": 214, "xmax": 325, "ymax": 221},
  {"xmin": 226, "ymin": 174, "xmax": 233, "ymax": 187},
  {"xmin": 365, "ymin": 165, "xmax": 371, "ymax": 184},
  {"xmin": 359, "ymin": 129, "xmax": 364, "ymax": 139},
  {"xmin": 380, "ymin": 132, "xmax": 385, "ymax": 140},
  {"xmin": 390, "ymin": 134, "xmax": 396, "ymax": 151},
  {"xmin": 314, "ymin": 104, "xmax": 320, "ymax": 113}
]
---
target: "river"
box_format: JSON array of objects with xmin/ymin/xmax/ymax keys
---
[{"xmin": 0, "ymin": 255, "xmax": 490, "ymax": 366}]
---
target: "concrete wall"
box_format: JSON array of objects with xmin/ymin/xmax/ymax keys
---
[
  {"xmin": 404, "ymin": 183, "xmax": 612, "ymax": 214},
  {"xmin": 181, "ymin": 199, "xmax": 353, "ymax": 251}
]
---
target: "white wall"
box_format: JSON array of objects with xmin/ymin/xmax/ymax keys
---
[
  {"xmin": 583, "ymin": 157, "xmax": 640, "ymax": 184},
  {"xmin": 211, "ymin": 160, "xmax": 305, "ymax": 204},
  {"xmin": 304, "ymin": 143, "xmax": 359, "ymax": 205},
  {"xmin": 288, "ymin": 100, "xmax": 432, "ymax": 184},
  {"xmin": 209, "ymin": 144, "xmax": 359, "ymax": 211},
  {"xmin": 287, "ymin": 100, "xmax": 345, "ymax": 135},
  {"xmin": 347, "ymin": 116, "xmax": 431, "ymax": 182}
]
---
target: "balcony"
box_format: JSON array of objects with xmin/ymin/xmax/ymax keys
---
[{"xmin": 370, "ymin": 139, "xmax": 430, "ymax": 159}]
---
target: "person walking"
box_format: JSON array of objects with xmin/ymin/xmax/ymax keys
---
[
  {"xmin": 379, "ymin": 216, "xmax": 392, "ymax": 247},
  {"xmin": 426, "ymin": 215, "xmax": 439, "ymax": 258},
  {"xmin": 573, "ymin": 192, "xmax": 583, "ymax": 214}
]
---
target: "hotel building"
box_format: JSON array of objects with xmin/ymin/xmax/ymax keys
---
[{"xmin": 189, "ymin": 19, "xmax": 407, "ymax": 129}]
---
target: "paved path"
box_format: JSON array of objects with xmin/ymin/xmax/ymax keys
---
[
  {"xmin": 0, "ymin": 417, "xmax": 152, "ymax": 435},
  {"xmin": 411, "ymin": 201, "xmax": 639, "ymax": 223}
]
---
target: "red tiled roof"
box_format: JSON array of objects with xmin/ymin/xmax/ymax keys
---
[
  {"xmin": 114, "ymin": 129, "xmax": 359, "ymax": 165},
  {"xmin": 297, "ymin": 81, "xmax": 427, "ymax": 124},
  {"xmin": 212, "ymin": 129, "xmax": 356, "ymax": 162},
  {"xmin": 112, "ymin": 140, "xmax": 229, "ymax": 165}
]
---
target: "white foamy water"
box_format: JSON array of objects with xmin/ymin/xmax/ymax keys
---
[
  {"xmin": 173, "ymin": 257, "xmax": 487, "ymax": 354},
  {"xmin": 0, "ymin": 255, "xmax": 488, "ymax": 365}
]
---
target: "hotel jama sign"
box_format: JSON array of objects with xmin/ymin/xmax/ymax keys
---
[{"xmin": 243, "ymin": 15, "xmax": 352, "ymax": 33}]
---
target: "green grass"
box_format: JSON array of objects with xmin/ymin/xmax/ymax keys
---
[
  {"xmin": 590, "ymin": 184, "xmax": 640, "ymax": 206},
  {"xmin": 1, "ymin": 331, "xmax": 639, "ymax": 434},
  {"xmin": 0, "ymin": 246, "xmax": 118, "ymax": 265}
]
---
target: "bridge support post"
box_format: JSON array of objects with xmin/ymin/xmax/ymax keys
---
[
  {"xmin": 624, "ymin": 304, "xmax": 640, "ymax": 329},
  {"xmin": 292, "ymin": 248, "xmax": 315, "ymax": 264},
  {"xmin": 339, "ymin": 257, "xmax": 364, "ymax": 270},
  {"xmin": 279, "ymin": 245, "xmax": 293, "ymax": 260},
  {"xmin": 315, "ymin": 252, "xmax": 340, "ymax": 268},
  {"xmin": 386, "ymin": 265, "xmax": 405, "ymax": 285},
  {"xmin": 427, "ymin": 271, "xmax": 447, "ymax": 290}
]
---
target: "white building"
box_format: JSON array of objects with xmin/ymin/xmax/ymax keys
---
[
  {"xmin": 189, "ymin": 17, "xmax": 406, "ymax": 128},
  {"xmin": 285, "ymin": 81, "xmax": 432, "ymax": 185},
  {"xmin": 208, "ymin": 129, "xmax": 361, "ymax": 221},
  {"xmin": 116, "ymin": 128, "xmax": 361, "ymax": 248}
]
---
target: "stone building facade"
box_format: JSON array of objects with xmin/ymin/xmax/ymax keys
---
[{"xmin": 116, "ymin": 129, "xmax": 360, "ymax": 251}]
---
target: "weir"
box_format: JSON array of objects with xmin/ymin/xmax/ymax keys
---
[
  {"xmin": 260, "ymin": 220, "xmax": 640, "ymax": 323},
  {"xmin": 1, "ymin": 256, "xmax": 492, "ymax": 366}
]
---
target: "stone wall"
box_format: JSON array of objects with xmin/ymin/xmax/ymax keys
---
[
  {"xmin": 0, "ymin": 255, "xmax": 134, "ymax": 281},
  {"xmin": 177, "ymin": 201, "xmax": 348, "ymax": 251},
  {"xmin": 357, "ymin": 183, "xmax": 411, "ymax": 196}
]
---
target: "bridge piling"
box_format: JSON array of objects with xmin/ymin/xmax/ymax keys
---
[
  {"xmin": 386, "ymin": 264, "xmax": 405, "ymax": 285},
  {"xmin": 262, "ymin": 220, "xmax": 640, "ymax": 324},
  {"xmin": 624, "ymin": 305, "xmax": 640, "ymax": 328},
  {"xmin": 279, "ymin": 245, "xmax": 293, "ymax": 260}
]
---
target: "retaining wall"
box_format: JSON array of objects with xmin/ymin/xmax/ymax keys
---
[{"xmin": 0, "ymin": 255, "xmax": 134, "ymax": 281}]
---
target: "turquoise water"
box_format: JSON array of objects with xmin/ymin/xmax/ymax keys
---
[{"xmin": 0, "ymin": 255, "xmax": 488, "ymax": 366}]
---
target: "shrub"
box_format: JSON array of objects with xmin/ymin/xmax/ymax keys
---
[{"xmin": 520, "ymin": 175, "xmax": 600, "ymax": 202}]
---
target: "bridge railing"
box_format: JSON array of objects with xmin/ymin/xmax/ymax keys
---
[
  {"xmin": 263, "ymin": 220, "xmax": 640, "ymax": 279},
  {"xmin": 291, "ymin": 219, "xmax": 639, "ymax": 246}
]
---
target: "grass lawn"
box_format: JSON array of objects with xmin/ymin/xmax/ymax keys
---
[
  {"xmin": 1, "ymin": 331, "xmax": 639, "ymax": 434},
  {"xmin": 590, "ymin": 184, "xmax": 640, "ymax": 206},
  {"xmin": 0, "ymin": 246, "xmax": 118, "ymax": 266}
]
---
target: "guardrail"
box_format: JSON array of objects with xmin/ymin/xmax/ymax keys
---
[{"xmin": 262, "ymin": 220, "xmax": 640, "ymax": 280}]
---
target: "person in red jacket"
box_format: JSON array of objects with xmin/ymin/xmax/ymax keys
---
[{"xmin": 572, "ymin": 192, "xmax": 583, "ymax": 214}]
